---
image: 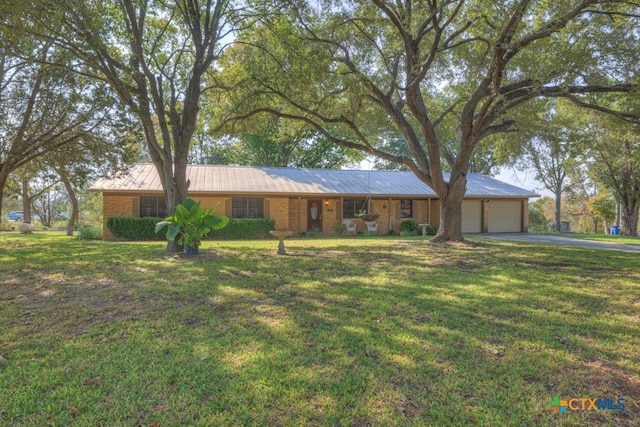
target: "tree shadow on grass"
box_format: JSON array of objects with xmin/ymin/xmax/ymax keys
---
[{"xmin": 1, "ymin": 237, "xmax": 638, "ymax": 425}]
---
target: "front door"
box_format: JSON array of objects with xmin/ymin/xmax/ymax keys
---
[{"xmin": 307, "ymin": 200, "xmax": 322, "ymax": 232}]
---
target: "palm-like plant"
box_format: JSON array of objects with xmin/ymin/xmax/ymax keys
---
[{"xmin": 155, "ymin": 198, "xmax": 228, "ymax": 254}]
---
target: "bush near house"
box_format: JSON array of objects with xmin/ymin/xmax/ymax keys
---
[
  {"xmin": 400, "ymin": 220, "xmax": 419, "ymax": 234},
  {"xmin": 209, "ymin": 218, "xmax": 275, "ymax": 239},
  {"xmin": 76, "ymin": 223, "xmax": 103, "ymax": 240},
  {"xmin": 426, "ymin": 225, "xmax": 439, "ymax": 235},
  {"xmin": 106, "ymin": 217, "xmax": 275, "ymax": 241},
  {"xmin": 106, "ymin": 216, "xmax": 164, "ymax": 240}
]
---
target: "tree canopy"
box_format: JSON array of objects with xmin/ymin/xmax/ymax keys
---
[
  {"xmin": 0, "ymin": 33, "xmax": 117, "ymax": 218},
  {"xmin": 221, "ymin": 0, "xmax": 640, "ymax": 241},
  {"xmin": 19, "ymin": 0, "xmax": 236, "ymax": 250}
]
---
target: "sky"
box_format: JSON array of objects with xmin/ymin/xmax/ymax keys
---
[{"xmin": 494, "ymin": 166, "xmax": 553, "ymax": 198}]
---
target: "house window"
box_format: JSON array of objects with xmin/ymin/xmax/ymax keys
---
[
  {"xmin": 232, "ymin": 197, "xmax": 264, "ymax": 218},
  {"xmin": 400, "ymin": 200, "xmax": 413, "ymax": 218},
  {"xmin": 140, "ymin": 196, "xmax": 167, "ymax": 218},
  {"xmin": 342, "ymin": 199, "xmax": 367, "ymax": 218}
]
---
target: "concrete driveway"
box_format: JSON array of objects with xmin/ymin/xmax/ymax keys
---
[{"xmin": 478, "ymin": 233, "xmax": 640, "ymax": 253}]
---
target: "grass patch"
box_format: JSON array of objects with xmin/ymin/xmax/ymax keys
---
[
  {"xmin": 1, "ymin": 232, "xmax": 639, "ymax": 425},
  {"xmin": 541, "ymin": 232, "xmax": 640, "ymax": 246}
]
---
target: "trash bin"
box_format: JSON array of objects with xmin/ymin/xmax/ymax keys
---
[{"xmin": 609, "ymin": 225, "xmax": 620, "ymax": 235}]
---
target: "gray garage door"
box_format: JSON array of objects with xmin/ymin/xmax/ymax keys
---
[
  {"xmin": 489, "ymin": 200, "xmax": 522, "ymax": 232},
  {"xmin": 462, "ymin": 200, "xmax": 482, "ymax": 233}
]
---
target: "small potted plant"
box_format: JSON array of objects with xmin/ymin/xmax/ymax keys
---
[{"xmin": 155, "ymin": 198, "xmax": 228, "ymax": 255}]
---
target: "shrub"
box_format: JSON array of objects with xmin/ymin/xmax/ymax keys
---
[
  {"xmin": 106, "ymin": 216, "xmax": 165, "ymax": 240},
  {"xmin": 307, "ymin": 227, "xmax": 320, "ymax": 237},
  {"xmin": 400, "ymin": 220, "xmax": 419, "ymax": 234},
  {"xmin": 209, "ymin": 218, "xmax": 275, "ymax": 239},
  {"xmin": 426, "ymin": 225, "xmax": 438, "ymax": 235},
  {"xmin": 76, "ymin": 224, "xmax": 103, "ymax": 240},
  {"xmin": 0, "ymin": 218, "xmax": 15, "ymax": 231},
  {"xmin": 333, "ymin": 224, "xmax": 347, "ymax": 236}
]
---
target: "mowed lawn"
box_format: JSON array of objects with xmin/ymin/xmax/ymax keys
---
[{"xmin": 0, "ymin": 233, "xmax": 638, "ymax": 426}]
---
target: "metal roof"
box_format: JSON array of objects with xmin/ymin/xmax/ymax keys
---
[{"xmin": 90, "ymin": 164, "xmax": 539, "ymax": 198}]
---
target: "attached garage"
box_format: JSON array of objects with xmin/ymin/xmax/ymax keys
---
[
  {"xmin": 488, "ymin": 200, "xmax": 522, "ymax": 232},
  {"xmin": 462, "ymin": 200, "xmax": 482, "ymax": 233}
]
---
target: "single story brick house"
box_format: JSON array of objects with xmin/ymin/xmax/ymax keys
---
[{"xmin": 90, "ymin": 164, "xmax": 539, "ymax": 239}]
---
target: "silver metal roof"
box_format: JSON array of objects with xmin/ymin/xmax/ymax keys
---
[{"xmin": 90, "ymin": 164, "xmax": 539, "ymax": 198}]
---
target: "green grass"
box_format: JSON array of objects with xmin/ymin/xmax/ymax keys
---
[
  {"xmin": 541, "ymin": 232, "xmax": 640, "ymax": 245},
  {"xmin": 1, "ymin": 232, "xmax": 638, "ymax": 426}
]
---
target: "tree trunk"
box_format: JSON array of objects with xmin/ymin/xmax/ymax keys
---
[
  {"xmin": 155, "ymin": 159, "xmax": 190, "ymax": 253},
  {"xmin": 431, "ymin": 175, "xmax": 467, "ymax": 243},
  {"xmin": 621, "ymin": 198, "xmax": 639, "ymax": 236},
  {"xmin": 21, "ymin": 179, "xmax": 32, "ymax": 223},
  {"xmin": 0, "ymin": 165, "xmax": 8, "ymax": 222},
  {"xmin": 58, "ymin": 167, "xmax": 78, "ymax": 236},
  {"xmin": 554, "ymin": 185, "xmax": 562, "ymax": 232}
]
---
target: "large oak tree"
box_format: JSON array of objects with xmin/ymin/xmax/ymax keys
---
[
  {"xmin": 0, "ymin": 38, "xmax": 112, "ymax": 219},
  {"xmin": 25, "ymin": 0, "xmax": 235, "ymax": 250},
  {"xmin": 223, "ymin": 0, "xmax": 640, "ymax": 241}
]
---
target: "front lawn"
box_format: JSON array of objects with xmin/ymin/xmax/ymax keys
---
[
  {"xmin": 1, "ymin": 233, "xmax": 638, "ymax": 425},
  {"xmin": 542, "ymin": 232, "xmax": 640, "ymax": 246}
]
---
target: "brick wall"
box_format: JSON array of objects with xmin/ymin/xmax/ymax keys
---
[
  {"xmin": 265, "ymin": 197, "xmax": 289, "ymax": 230},
  {"xmin": 323, "ymin": 199, "xmax": 339, "ymax": 235},
  {"xmin": 191, "ymin": 196, "xmax": 229, "ymax": 216},
  {"xmin": 288, "ymin": 198, "xmax": 300, "ymax": 234},
  {"xmin": 389, "ymin": 199, "xmax": 436, "ymax": 233},
  {"xmin": 101, "ymin": 192, "xmax": 502, "ymax": 239},
  {"xmin": 102, "ymin": 194, "xmax": 138, "ymax": 239}
]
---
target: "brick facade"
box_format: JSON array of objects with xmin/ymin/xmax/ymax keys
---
[
  {"xmin": 102, "ymin": 193, "xmax": 138, "ymax": 239},
  {"xmin": 101, "ymin": 192, "xmax": 529, "ymax": 239},
  {"xmin": 265, "ymin": 197, "xmax": 289, "ymax": 230}
]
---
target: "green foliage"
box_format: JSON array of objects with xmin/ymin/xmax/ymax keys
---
[
  {"xmin": 155, "ymin": 198, "xmax": 228, "ymax": 248},
  {"xmin": 209, "ymin": 218, "xmax": 275, "ymax": 240},
  {"xmin": 76, "ymin": 223, "xmax": 103, "ymax": 240},
  {"xmin": 205, "ymin": 118, "xmax": 363, "ymax": 169},
  {"xmin": 426, "ymin": 225, "xmax": 439, "ymax": 235},
  {"xmin": 528, "ymin": 204, "xmax": 550, "ymax": 232},
  {"xmin": 106, "ymin": 216, "xmax": 164, "ymax": 240},
  {"xmin": 217, "ymin": 1, "xmax": 640, "ymax": 242},
  {"xmin": 589, "ymin": 193, "xmax": 616, "ymax": 225},
  {"xmin": 301, "ymin": 226, "xmax": 321, "ymax": 237},
  {"xmin": 333, "ymin": 224, "xmax": 346, "ymax": 236},
  {"xmin": 0, "ymin": 219, "xmax": 16, "ymax": 231},
  {"xmin": 400, "ymin": 220, "xmax": 419, "ymax": 234}
]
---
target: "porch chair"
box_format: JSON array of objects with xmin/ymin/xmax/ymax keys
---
[
  {"xmin": 365, "ymin": 221, "xmax": 378, "ymax": 234},
  {"xmin": 342, "ymin": 219, "xmax": 357, "ymax": 235}
]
